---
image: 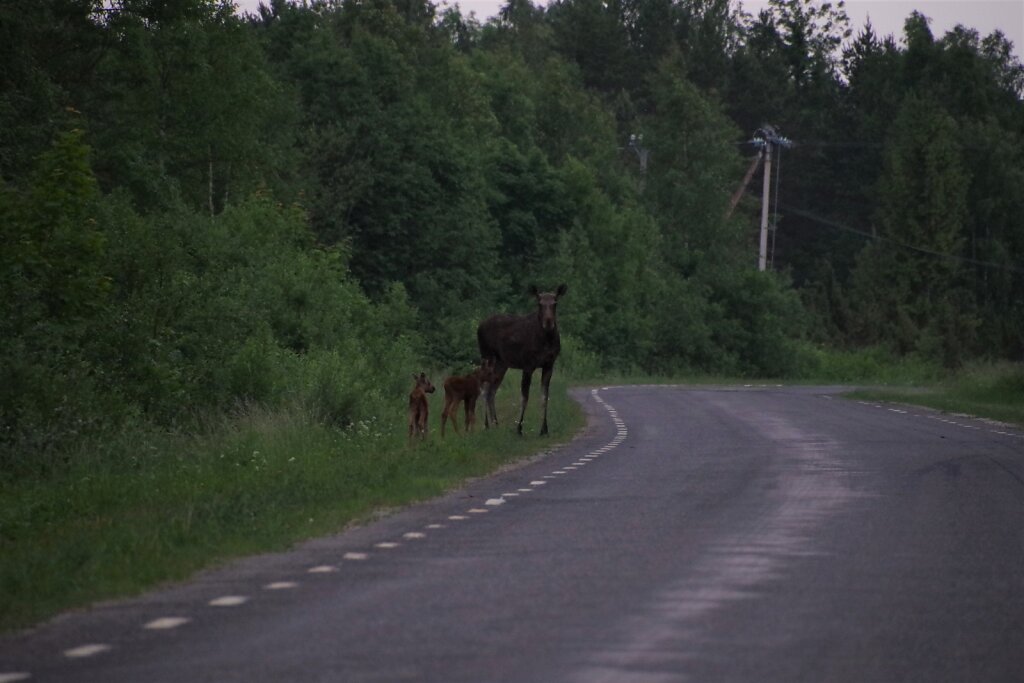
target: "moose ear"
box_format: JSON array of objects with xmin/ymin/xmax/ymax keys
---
[
  {"xmin": 556, "ymin": 283, "xmax": 568, "ymax": 297},
  {"xmin": 528, "ymin": 284, "xmax": 539, "ymax": 297}
]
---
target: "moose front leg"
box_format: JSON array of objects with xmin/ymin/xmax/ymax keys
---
[
  {"xmin": 517, "ymin": 369, "xmax": 532, "ymax": 435},
  {"xmin": 539, "ymin": 363, "xmax": 554, "ymax": 436}
]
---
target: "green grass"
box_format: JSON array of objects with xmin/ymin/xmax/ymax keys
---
[
  {"xmin": 846, "ymin": 362, "xmax": 1024, "ymax": 427},
  {"xmin": 6, "ymin": 360, "xmax": 1021, "ymax": 633},
  {"xmin": 0, "ymin": 378, "xmax": 584, "ymax": 632}
]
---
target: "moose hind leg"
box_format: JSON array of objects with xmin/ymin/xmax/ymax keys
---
[
  {"xmin": 517, "ymin": 370, "xmax": 533, "ymax": 435},
  {"xmin": 539, "ymin": 363, "xmax": 554, "ymax": 436}
]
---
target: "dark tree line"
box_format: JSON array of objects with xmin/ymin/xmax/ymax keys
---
[{"xmin": 2, "ymin": 0, "xmax": 1022, "ymax": 465}]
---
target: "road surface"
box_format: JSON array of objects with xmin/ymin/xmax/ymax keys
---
[{"xmin": 2, "ymin": 385, "xmax": 1023, "ymax": 682}]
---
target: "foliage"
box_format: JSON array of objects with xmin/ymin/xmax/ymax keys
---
[
  {"xmin": 1, "ymin": 0, "xmax": 1019, "ymax": 454},
  {"xmin": 0, "ymin": 378, "xmax": 584, "ymax": 631},
  {"xmin": 2, "ymin": 0, "xmax": 1023, "ymax": 630}
]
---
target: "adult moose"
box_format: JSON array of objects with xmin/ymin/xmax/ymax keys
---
[{"xmin": 477, "ymin": 284, "xmax": 567, "ymax": 436}]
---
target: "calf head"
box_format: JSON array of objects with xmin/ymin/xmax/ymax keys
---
[
  {"xmin": 412, "ymin": 372, "xmax": 435, "ymax": 394},
  {"xmin": 477, "ymin": 357, "xmax": 497, "ymax": 385}
]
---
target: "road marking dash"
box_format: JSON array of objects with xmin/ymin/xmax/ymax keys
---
[
  {"xmin": 264, "ymin": 582, "xmax": 298, "ymax": 590},
  {"xmin": 209, "ymin": 596, "xmax": 248, "ymax": 607},
  {"xmin": 0, "ymin": 673, "xmax": 31, "ymax": 682},
  {"xmin": 144, "ymin": 617, "xmax": 191, "ymax": 629},
  {"xmin": 308, "ymin": 565, "xmax": 338, "ymax": 573},
  {"xmin": 64, "ymin": 644, "xmax": 111, "ymax": 658},
  {"xmin": 402, "ymin": 532, "xmax": 426, "ymax": 539},
  {"xmin": 344, "ymin": 552, "xmax": 370, "ymax": 560}
]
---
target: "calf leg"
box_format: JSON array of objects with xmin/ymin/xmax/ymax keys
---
[
  {"xmin": 418, "ymin": 404, "xmax": 429, "ymax": 439},
  {"xmin": 486, "ymin": 364, "xmax": 508, "ymax": 428},
  {"xmin": 448, "ymin": 397, "xmax": 461, "ymax": 435},
  {"xmin": 465, "ymin": 395, "xmax": 477, "ymax": 432},
  {"xmin": 441, "ymin": 396, "xmax": 450, "ymax": 437}
]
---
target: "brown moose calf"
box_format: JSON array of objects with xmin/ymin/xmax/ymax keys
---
[
  {"xmin": 441, "ymin": 359, "xmax": 496, "ymax": 437},
  {"xmin": 408, "ymin": 373, "xmax": 435, "ymax": 442}
]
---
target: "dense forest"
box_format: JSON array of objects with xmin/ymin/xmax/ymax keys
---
[{"xmin": 2, "ymin": 0, "xmax": 1023, "ymax": 468}]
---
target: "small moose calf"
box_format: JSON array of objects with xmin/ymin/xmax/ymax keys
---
[
  {"xmin": 441, "ymin": 358, "xmax": 496, "ymax": 437},
  {"xmin": 408, "ymin": 372, "xmax": 435, "ymax": 442}
]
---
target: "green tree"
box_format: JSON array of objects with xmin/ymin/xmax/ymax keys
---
[
  {"xmin": 644, "ymin": 55, "xmax": 744, "ymax": 270},
  {"xmin": 848, "ymin": 93, "xmax": 976, "ymax": 364},
  {"xmin": 89, "ymin": 0, "xmax": 295, "ymax": 212}
]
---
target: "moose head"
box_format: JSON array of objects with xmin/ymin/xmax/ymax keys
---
[{"xmin": 529, "ymin": 283, "xmax": 567, "ymax": 334}]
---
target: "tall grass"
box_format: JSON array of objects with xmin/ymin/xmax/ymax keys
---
[{"xmin": 0, "ymin": 378, "xmax": 583, "ymax": 632}]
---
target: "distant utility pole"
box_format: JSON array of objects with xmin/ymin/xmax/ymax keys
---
[
  {"xmin": 628, "ymin": 133, "xmax": 649, "ymax": 173},
  {"xmin": 751, "ymin": 125, "xmax": 793, "ymax": 271}
]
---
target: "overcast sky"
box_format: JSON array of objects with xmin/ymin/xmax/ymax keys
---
[{"xmin": 233, "ymin": 0, "xmax": 1023, "ymax": 58}]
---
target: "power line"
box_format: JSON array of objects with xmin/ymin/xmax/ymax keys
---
[{"xmin": 781, "ymin": 204, "xmax": 1024, "ymax": 275}]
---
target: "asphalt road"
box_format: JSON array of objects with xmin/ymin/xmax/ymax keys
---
[{"xmin": 3, "ymin": 385, "xmax": 1023, "ymax": 682}]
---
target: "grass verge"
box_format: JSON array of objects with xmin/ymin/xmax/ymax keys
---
[
  {"xmin": 0, "ymin": 378, "xmax": 584, "ymax": 633},
  {"xmin": 845, "ymin": 362, "xmax": 1024, "ymax": 427}
]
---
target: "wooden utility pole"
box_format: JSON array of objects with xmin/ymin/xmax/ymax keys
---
[
  {"xmin": 758, "ymin": 142, "xmax": 773, "ymax": 272},
  {"xmin": 751, "ymin": 125, "xmax": 793, "ymax": 271}
]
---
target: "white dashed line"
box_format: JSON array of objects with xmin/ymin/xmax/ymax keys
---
[
  {"xmin": 264, "ymin": 581, "xmax": 298, "ymax": 590},
  {"xmin": 375, "ymin": 542, "xmax": 400, "ymax": 549},
  {"xmin": 208, "ymin": 596, "xmax": 248, "ymax": 607},
  {"xmin": 426, "ymin": 523, "xmax": 446, "ymax": 529},
  {"xmin": 402, "ymin": 532, "xmax": 426, "ymax": 540},
  {"xmin": 64, "ymin": 644, "xmax": 111, "ymax": 658},
  {"xmin": 308, "ymin": 565, "xmax": 338, "ymax": 573},
  {"xmin": 343, "ymin": 552, "xmax": 369, "ymax": 560},
  {"xmin": 448, "ymin": 515, "xmax": 468, "ymax": 520},
  {"xmin": 530, "ymin": 480, "xmax": 547, "ymax": 485},
  {"xmin": 485, "ymin": 498, "xmax": 505, "ymax": 506},
  {"xmin": 468, "ymin": 508, "xmax": 489, "ymax": 514},
  {"xmin": 0, "ymin": 673, "xmax": 31, "ymax": 682},
  {"xmin": 517, "ymin": 488, "xmax": 533, "ymax": 492},
  {"xmin": 143, "ymin": 617, "xmax": 191, "ymax": 630}
]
